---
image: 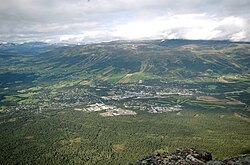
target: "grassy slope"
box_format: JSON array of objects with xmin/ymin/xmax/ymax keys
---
[{"xmin": 17, "ymin": 40, "xmax": 248, "ymax": 85}]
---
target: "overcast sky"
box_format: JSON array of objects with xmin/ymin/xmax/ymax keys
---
[{"xmin": 0, "ymin": 0, "xmax": 250, "ymax": 43}]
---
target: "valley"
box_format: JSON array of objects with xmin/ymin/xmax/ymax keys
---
[{"xmin": 0, "ymin": 40, "xmax": 249, "ymax": 164}]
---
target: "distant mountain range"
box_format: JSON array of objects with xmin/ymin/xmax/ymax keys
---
[
  {"xmin": 34, "ymin": 39, "xmax": 250, "ymax": 83},
  {"xmin": 0, "ymin": 39, "xmax": 249, "ymax": 84}
]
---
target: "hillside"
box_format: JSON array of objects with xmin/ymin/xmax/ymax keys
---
[{"xmin": 31, "ymin": 40, "xmax": 250, "ymax": 84}]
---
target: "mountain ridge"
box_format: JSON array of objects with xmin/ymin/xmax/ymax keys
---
[{"xmin": 30, "ymin": 39, "xmax": 250, "ymax": 84}]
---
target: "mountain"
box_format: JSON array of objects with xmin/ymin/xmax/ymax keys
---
[
  {"xmin": 27, "ymin": 39, "xmax": 250, "ymax": 84},
  {"xmin": 0, "ymin": 42, "xmax": 63, "ymax": 55}
]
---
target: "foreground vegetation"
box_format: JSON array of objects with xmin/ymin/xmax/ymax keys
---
[{"xmin": 1, "ymin": 107, "xmax": 249, "ymax": 164}]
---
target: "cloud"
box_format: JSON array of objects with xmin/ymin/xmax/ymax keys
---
[
  {"xmin": 0, "ymin": 0, "xmax": 250, "ymax": 42},
  {"xmin": 112, "ymin": 14, "xmax": 248, "ymax": 41}
]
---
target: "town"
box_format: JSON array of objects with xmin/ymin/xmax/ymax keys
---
[{"xmin": 8, "ymin": 82, "xmax": 200, "ymax": 116}]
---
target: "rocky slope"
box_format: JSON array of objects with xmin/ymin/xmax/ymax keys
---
[{"xmin": 131, "ymin": 148, "xmax": 250, "ymax": 165}]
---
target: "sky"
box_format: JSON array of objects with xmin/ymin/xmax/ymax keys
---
[{"xmin": 0, "ymin": 0, "xmax": 250, "ymax": 43}]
